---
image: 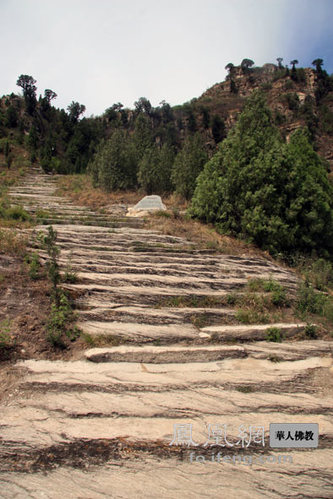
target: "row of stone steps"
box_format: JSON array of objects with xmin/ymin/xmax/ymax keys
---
[{"xmin": 1, "ymin": 169, "xmax": 332, "ymax": 498}]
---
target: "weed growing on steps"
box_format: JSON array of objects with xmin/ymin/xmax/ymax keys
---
[
  {"xmin": 0, "ymin": 319, "xmax": 14, "ymax": 359},
  {"xmin": 266, "ymin": 327, "xmax": 284, "ymax": 342},
  {"xmin": 304, "ymin": 323, "xmax": 318, "ymax": 339},
  {"xmin": 24, "ymin": 252, "xmax": 40, "ymax": 280},
  {"xmin": 62, "ymin": 254, "xmax": 78, "ymax": 284},
  {"xmin": 38, "ymin": 226, "xmax": 80, "ymax": 348}
]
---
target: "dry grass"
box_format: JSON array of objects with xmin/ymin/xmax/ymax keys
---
[
  {"xmin": 55, "ymin": 174, "xmax": 272, "ymax": 258},
  {"xmin": 0, "ymin": 229, "xmax": 29, "ymax": 256},
  {"xmin": 56, "ymin": 175, "xmax": 191, "ymax": 211},
  {"xmin": 145, "ymin": 211, "xmax": 270, "ymax": 257},
  {"xmin": 55, "ymin": 175, "xmax": 143, "ymax": 210}
]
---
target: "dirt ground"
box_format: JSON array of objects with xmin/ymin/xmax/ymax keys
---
[{"xmin": 0, "ymin": 254, "xmax": 85, "ymax": 364}]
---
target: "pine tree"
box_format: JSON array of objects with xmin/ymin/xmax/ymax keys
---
[
  {"xmin": 171, "ymin": 133, "xmax": 207, "ymax": 200},
  {"xmin": 191, "ymin": 92, "xmax": 333, "ymax": 257}
]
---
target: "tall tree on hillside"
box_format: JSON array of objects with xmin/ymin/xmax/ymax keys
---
[
  {"xmin": 171, "ymin": 133, "xmax": 207, "ymax": 200},
  {"xmin": 133, "ymin": 113, "xmax": 154, "ymax": 159},
  {"xmin": 211, "ymin": 115, "xmax": 226, "ymax": 144},
  {"xmin": 241, "ymin": 59, "xmax": 254, "ymax": 73},
  {"xmin": 134, "ymin": 97, "xmax": 152, "ymax": 116},
  {"xmin": 44, "ymin": 89, "xmax": 57, "ymax": 104},
  {"xmin": 312, "ymin": 58, "xmax": 324, "ymax": 73},
  {"xmin": 88, "ymin": 130, "xmax": 137, "ymax": 191},
  {"xmin": 67, "ymin": 101, "xmax": 86, "ymax": 123},
  {"xmin": 138, "ymin": 143, "xmax": 175, "ymax": 194},
  {"xmin": 276, "ymin": 57, "xmax": 284, "ymax": 69},
  {"xmin": 225, "ymin": 63, "xmax": 235, "ymax": 74},
  {"xmin": 16, "ymin": 74, "xmax": 37, "ymax": 114},
  {"xmin": 290, "ymin": 59, "xmax": 299, "ymax": 81},
  {"xmin": 191, "ymin": 91, "xmax": 333, "ymax": 257}
]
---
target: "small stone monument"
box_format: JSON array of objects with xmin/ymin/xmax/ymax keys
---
[{"xmin": 127, "ymin": 195, "xmax": 166, "ymax": 217}]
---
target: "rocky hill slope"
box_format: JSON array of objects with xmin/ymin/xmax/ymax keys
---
[{"xmin": 192, "ymin": 63, "xmax": 333, "ymax": 170}]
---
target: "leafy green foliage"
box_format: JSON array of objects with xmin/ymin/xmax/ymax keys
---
[
  {"xmin": 296, "ymin": 282, "xmax": 327, "ymax": 315},
  {"xmin": 24, "ymin": 252, "xmax": 40, "ymax": 280},
  {"xmin": 211, "ymin": 115, "xmax": 226, "ymax": 144},
  {"xmin": 191, "ymin": 92, "xmax": 333, "ymax": 258},
  {"xmin": 88, "ymin": 130, "xmax": 138, "ymax": 191},
  {"xmin": 266, "ymin": 327, "xmax": 284, "ymax": 342},
  {"xmin": 171, "ymin": 133, "xmax": 207, "ymax": 200},
  {"xmin": 16, "ymin": 74, "xmax": 37, "ymax": 114},
  {"xmin": 304, "ymin": 323, "xmax": 317, "ymax": 339},
  {"xmin": 38, "ymin": 226, "xmax": 60, "ymax": 293},
  {"xmin": 138, "ymin": 143, "xmax": 175, "ymax": 194},
  {"xmin": 37, "ymin": 227, "xmax": 80, "ymax": 347},
  {"xmin": 47, "ymin": 289, "xmax": 80, "ymax": 348},
  {"xmin": 303, "ymin": 258, "xmax": 333, "ymax": 291},
  {"xmin": 0, "ymin": 319, "xmax": 14, "ymax": 356}
]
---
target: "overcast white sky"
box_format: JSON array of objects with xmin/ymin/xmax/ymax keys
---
[{"xmin": 1, "ymin": 0, "xmax": 332, "ymax": 116}]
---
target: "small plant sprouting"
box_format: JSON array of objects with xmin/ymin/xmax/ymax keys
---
[
  {"xmin": 0, "ymin": 319, "xmax": 14, "ymax": 353},
  {"xmin": 24, "ymin": 252, "xmax": 40, "ymax": 280},
  {"xmin": 38, "ymin": 226, "xmax": 60, "ymax": 295},
  {"xmin": 266, "ymin": 327, "xmax": 284, "ymax": 343},
  {"xmin": 62, "ymin": 254, "xmax": 78, "ymax": 284},
  {"xmin": 304, "ymin": 323, "xmax": 318, "ymax": 339},
  {"xmin": 38, "ymin": 226, "xmax": 80, "ymax": 347}
]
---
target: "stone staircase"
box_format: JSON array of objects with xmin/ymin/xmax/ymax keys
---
[{"xmin": 0, "ymin": 168, "xmax": 332, "ymax": 498}]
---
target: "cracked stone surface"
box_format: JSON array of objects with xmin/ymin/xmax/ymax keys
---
[{"xmin": 1, "ymin": 168, "xmax": 332, "ymax": 498}]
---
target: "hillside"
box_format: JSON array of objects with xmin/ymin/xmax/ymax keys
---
[
  {"xmin": 192, "ymin": 63, "xmax": 333, "ymax": 170},
  {"xmin": 1, "ymin": 62, "xmax": 333, "ymax": 175}
]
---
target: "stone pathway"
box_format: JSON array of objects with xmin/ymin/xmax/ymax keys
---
[{"xmin": 0, "ymin": 169, "xmax": 332, "ymax": 498}]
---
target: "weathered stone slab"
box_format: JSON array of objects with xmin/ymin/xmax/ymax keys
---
[{"xmin": 127, "ymin": 195, "xmax": 166, "ymax": 217}]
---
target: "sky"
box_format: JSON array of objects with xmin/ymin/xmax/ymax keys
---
[{"xmin": 1, "ymin": 0, "xmax": 332, "ymax": 117}]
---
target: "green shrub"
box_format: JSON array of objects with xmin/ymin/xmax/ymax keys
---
[
  {"xmin": 191, "ymin": 92, "xmax": 333, "ymax": 258},
  {"xmin": 305, "ymin": 258, "xmax": 333, "ymax": 291},
  {"xmin": 62, "ymin": 260, "xmax": 78, "ymax": 284},
  {"xmin": 24, "ymin": 252, "xmax": 40, "ymax": 280},
  {"xmin": 236, "ymin": 309, "xmax": 269, "ymax": 324},
  {"xmin": 284, "ymin": 80, "xmax": 295, "ymax": 90},
  {"xmin": 323, "ymin": 300, "xmax": 333, "ymax": 323},
  {"xmin": 247, "ymin": 278, "xmax": 265, "ymax": 291},
  {"xmin": 266, "ymin": 327, "xmax": 284, "ymax": 342},
  {"xmin": 296, "ymin": 282, "xmax": 327, "ymax": 315},
  {"xmin": 1, "ymin": 205, "xmax": 31, "ymax": 222},
  {"xmin": 304, "ymin": 324, "xmax": 318, "ymax": 339},
  {"xmin": 0, "ymin": 319, "xmax": 13, "ymax": 351},
  {"xmin": 47, "ymin": 289, "xmax": 80, "ymax": 347},
  {"xmin": 271, "ymin": 287, "xmax": 288, "ymax": 307}
]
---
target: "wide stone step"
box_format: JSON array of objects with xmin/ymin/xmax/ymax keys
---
[
  {"xmin": 84, "ymin": 341, "xmax": 333, "ymax": 363},
  {"xmin": 200, "ymin": 323, "xmax": 307, "ymax": 341}
]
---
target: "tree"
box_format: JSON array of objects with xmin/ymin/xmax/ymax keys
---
[
  {"xmin": 133, "ymin": 113, "xmax": 154, "ymax": 159},
  {"xmin": 171, "ymin": 133, "xmax": 207, "ymax": 200},
  {"xmin": 6, "ymin": 105, "xmax": 18, "ymax": 128},
  {"xmin": 134, "ymin": 97, "xmax": 152, "ymax": 116},
  {"xmin": 225, "ymin": 63, "xmax": 235, "ymax": 74},
  {"xmin": 200, "ymin": 107, "xmax": 210, "ymax": 129},
  {"xmin": 67, "ymin": 101, "xmax": 86, "ymax": 123},
  {"xmin": 16, "ymin": 74, "xmax": 37, "ymax": 114},
  {"xmin": 88, "ymin": 130, "xmax": 138, "ymax": 191},
  {"xmin": 276, "ymin": 57, "xmax": 284, "ymax": 69},
  {"xmin": 191, "ymin": 92, "xmax": 333, "ymax": 257},
  {"xmin": 137, "ymin": 143, "xmax": 175, "ymax": 194},
  {"xmin": 211, "ymin": 115, "xmax": 226, "ymax": 144},
  {"xmin": 159, "ymin": 101, "xmax": 174, "ymax": 124},
  {"xmin": 241, "ymin": 59, "xmax": 254, "ymax": 73},
  {"xmin": 290, "ymin": 59, "xmax": 299, "ymax": 81},
  {"xmin": 44, "ymin": 89, "xmax": 57, "ymax": 104},
  {"xmin": 312, "ymin": 58, "xmax": 324, "ymax": 73}
]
